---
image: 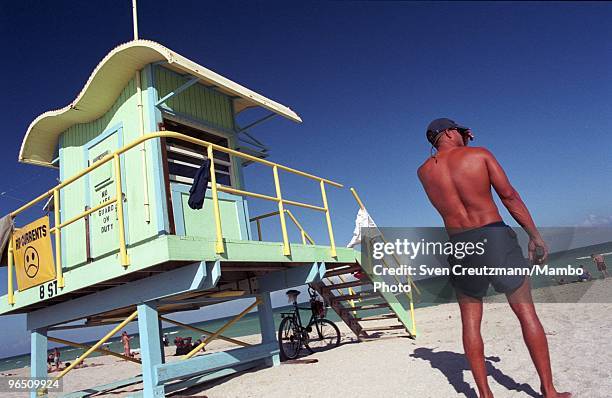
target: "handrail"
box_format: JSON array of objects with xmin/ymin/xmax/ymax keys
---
[
  {"xmin": 349, "ymin": 188, "xmax": 420, "ymax": 294},
  {"xmin": 6, "ymin": 131, "xmax": 343, "ymax": 305},
  {"xmin": 349, "ymin": 187, "xmax": 418, "ymax": 336},
  {"xmin": 250, "ymin": 210, "xmax": 356, "ymax": 310},
  {"xmin": 284, "ymin": 210, "xmax": 315, "ymax": 245},
  {"xmin": 250, "ymin": 209, "xmax": 315, "ymax": 245},
  {"xmin": 9, "ymin": 131, "xmax": 343, "ymax": 218}
]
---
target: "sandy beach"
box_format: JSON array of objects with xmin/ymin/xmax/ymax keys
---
[{"xmin": 3, "ymin": 278, "xmax": 611, "ymax": 398}]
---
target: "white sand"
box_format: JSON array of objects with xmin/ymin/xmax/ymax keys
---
[{"xmin": 4, "ymin": 278, "xmax": 611, "ymax": 397}]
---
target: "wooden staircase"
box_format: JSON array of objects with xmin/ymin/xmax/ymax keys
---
[{"xmin": 310, "ymin": 261, "xmax": 415, "ymax": 341}]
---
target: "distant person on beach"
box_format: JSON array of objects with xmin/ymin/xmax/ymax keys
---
[
  {"xmin": 418, "ymin": 118, "xmax": 570, "ymax": 398},
  {"xmin": 121, "ymin": 331, "xmax": 131, "ymax": 358},
  {"xmin": 173, "ymin": 336, "xmax": 182, "ymax": 356},
  {"xmin": 52, "ymin": 348, "xmax": 61, "ymax": 371},
  {"xmin": 163, "ymin": 334, "xmax": 169, "ymax": 347},
  {"xmin": 173, "ymin": 336, "xmax": 195, "ymax": 356},
  {"xmin": 194, "ymin": 339, "xmax": 202, "ymax": 351},
  {"xmin": 577, "ymin": 266, "xmax": 592, "ymax": 282},
  {"xmin": 590, "ymin": 254, "xmax": 608, "ymax": 279},
  {"xmin": 47, "ymin": 352, "xmax": 54, "ymax": 371}
]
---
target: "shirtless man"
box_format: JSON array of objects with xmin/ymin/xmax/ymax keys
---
[
  {"xmin": 591, "ymin": 254, "xmax": 609, "ymax": 279},
  {"xmin": 417, "ymin": 118, "xmax": 570, "ymax": 398},
  {"xmin": 121, "ymin": 331, "xmax": 131, "ymax": 358}
]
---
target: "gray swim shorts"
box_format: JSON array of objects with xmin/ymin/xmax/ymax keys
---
[{"xmin": 448, "ymin": 222, "xmax": 527, "ymax": 298}]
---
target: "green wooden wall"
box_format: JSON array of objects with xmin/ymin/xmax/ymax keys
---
[
  {"xmin": 58, "ymin": 65, "xmax": 248, "ymax": 270},
  {"xmin": 155, "ymin": 66, "xmax": 234, "ymax": 132},
  {"xmin": 59, "ymin": 73, "xmax": 163, "ymax": 269}
]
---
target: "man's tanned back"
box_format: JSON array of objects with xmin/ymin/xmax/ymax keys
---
[{"xmin": 418, "ymin": 146, "xmax": 505, "ymax": 234}]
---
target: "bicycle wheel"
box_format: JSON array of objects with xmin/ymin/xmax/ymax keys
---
[
  {"xmin": 305, "ymin": 318, "xmax": 340, "ymax": 353},
  {"xmin": 278, "ymin": 316, "xmax": 302, "ymax": 360}
]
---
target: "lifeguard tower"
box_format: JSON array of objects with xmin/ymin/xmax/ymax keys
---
[{"xmin": 1, "ymin": 38, "xmax": 416, "ymax": 397}]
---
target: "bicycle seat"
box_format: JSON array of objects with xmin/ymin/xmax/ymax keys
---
[{"xmin": 286, "ymin": 289, "xmax": 301, "ymax": 296}]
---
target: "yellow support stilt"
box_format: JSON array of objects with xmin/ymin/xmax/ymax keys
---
[
  {"xmin": 159, "ymin": 316, "xmax": 251, "ymax": 347},
  {"xmin": 50, "ymin": 310, "xmax": 138, "ymax": 383},
  {"xmin": 47, "ymin": 336, "xmax": 141, "ymax": 364},
  {"xmin": 183, "ymin": 298, "xmax": 261, "ymax": 359}
]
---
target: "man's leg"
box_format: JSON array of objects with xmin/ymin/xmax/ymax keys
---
[
  {"xmin": 457, "ymin": 292, "xmax": 494, "ymax": 398},
  {"xmin": 506, "ymin": 278, "xmax": 571, "ymax": 398}
]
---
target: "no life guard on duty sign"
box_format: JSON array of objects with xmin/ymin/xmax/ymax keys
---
[{"xmin": 13, "ymin": 216, "xmax": 56, "ymax": 291}]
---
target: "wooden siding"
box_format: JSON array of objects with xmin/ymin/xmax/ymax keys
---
[
  {"xmin": 155, "ymin": 66, "xmax": 234, "ymax": 131},
  {"xmin": 58, "ymin": 74, "xmax": 163, "ymax": 269}
]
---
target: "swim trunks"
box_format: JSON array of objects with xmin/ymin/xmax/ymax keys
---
[{"xmin": 448, "ymin": 221, "xmax": 527, "ymax": 298}]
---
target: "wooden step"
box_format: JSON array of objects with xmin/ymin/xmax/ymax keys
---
[
  {"xmin": 331, "ymin": 291, "xmax": 380, "ymax": 302},
  {"xmin": 323, "ymin": 279, "xmax": 370, "ymax": 291},
  {"xmin": 309, "ymin": 281, "xmax": 365, "ymax": 338},
  {"xmin": 340, "ymin": 302, "xmax": 389, "ymax": 312},
  {"xmin": 354, "ymin": 313, "xmax": 398, "ymax": 322},
  {"xmin": 362, "ymin": 325, "xmax": 406, "ymax": 332},
  {"xmin": 352, "ymin": 296, "xmax": 386, "ymax": 305},
  {"xmin": 324, "ymin": 262, "xmax": 357, "ymax": 270},
  {"xmin": 324, "ymin": 264, "xmax": 362, "ymax": 278}
]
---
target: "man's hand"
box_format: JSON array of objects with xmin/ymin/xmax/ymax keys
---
[{"xmin": 528, "ymin": 236, "xmax": 548, "ymax": 264}]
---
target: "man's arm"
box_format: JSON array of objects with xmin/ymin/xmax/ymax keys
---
[{"xmin": 481, "ymin": 149, "xmax": 548, "ymax": 263}]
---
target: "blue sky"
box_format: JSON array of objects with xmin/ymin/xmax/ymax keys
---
[{"xmin": 0, "ymin": 1, "xmax": 611, "ymax": 358}]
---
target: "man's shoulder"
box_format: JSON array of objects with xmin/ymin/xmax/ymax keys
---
[
  {"xmin": 418, "ymin": 147, "xmax": 494, "ymax": 174},
  {"xmin": 449, "ymin": 146, "xmax": 494, "ymax": 162},
  {"xmin": 417, "ymin": 157, "xmax": 434, "ymax": 177},
  {"xmin": 459, "ymin": 146, "xmax": 492, "ymax": 156}
]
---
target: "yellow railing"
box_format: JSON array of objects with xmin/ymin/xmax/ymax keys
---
[
  {"xmin": 6, "ymin": 131, "xmax": 343, "ymax": 305},
  {"xmin": 251, "ymin": 210, "xmax": 358, "ymax": 310},
  {"xmin": 350, "ymin": 187, "xmax": 418, "ymax": 336},
  {"xmin": 250, "ymin": 209, "xmax": 315, "ymax": 245}
]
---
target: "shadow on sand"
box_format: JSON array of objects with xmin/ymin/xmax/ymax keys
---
[{"xmin": 410, "ymin": 347, "xmax": 541, "ymax": 398}]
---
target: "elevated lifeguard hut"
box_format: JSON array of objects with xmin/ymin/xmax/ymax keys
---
[{"xmin": 1, "ymin": 39, "xmax": 416, "ymax": 397}]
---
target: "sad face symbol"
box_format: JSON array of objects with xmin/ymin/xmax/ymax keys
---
[{"xmin": 24, "ymin": 246, "xmax": 40, "ymax": 278}]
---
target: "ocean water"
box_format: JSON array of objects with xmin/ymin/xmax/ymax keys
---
[
  {"xmin": 410, "ymin": 240, "xmax": 612, "ymax": 305},
  {"xmin": 1, "ymin": 240, "xmax": 610, "ymax": 373}
]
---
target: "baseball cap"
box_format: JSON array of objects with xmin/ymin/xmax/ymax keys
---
[{"xmin": 426, "ymin": 118, "xmax": 470, "ymax": 145}]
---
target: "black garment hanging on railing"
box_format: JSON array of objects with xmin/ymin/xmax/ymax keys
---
[{"xmin": 188, "ymin": 158, "xmax": 211, "ymax": 210}]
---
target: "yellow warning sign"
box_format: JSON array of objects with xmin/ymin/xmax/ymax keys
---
[{"xmin": 13, "ymin": 216, "xmax": 56, "ymax": 291}]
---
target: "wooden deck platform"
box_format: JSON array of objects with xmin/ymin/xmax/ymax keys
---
[{"xmin": 0, "ymin": 235, "xmax": 358, "ymax": 316}]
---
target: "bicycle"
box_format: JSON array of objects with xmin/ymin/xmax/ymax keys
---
[{"xmin": 278, "ymin": 286, "xmax": 341, "ymax": 360}]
